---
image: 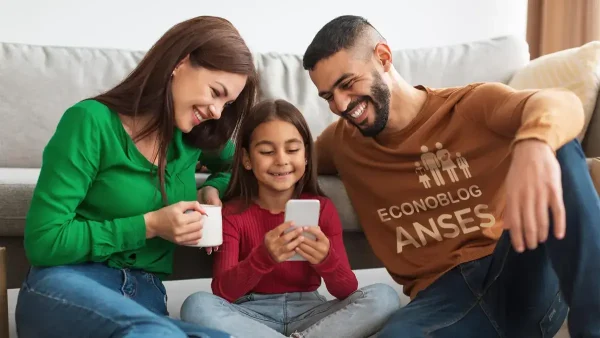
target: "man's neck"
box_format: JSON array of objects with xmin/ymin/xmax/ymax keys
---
[
  {"xmin": 380, "ymin": 71, "xmax": 429, "ymax": 136},
  {"xmin": 256, "ymin": 186, "xmax": 295, "ymax": 214}
]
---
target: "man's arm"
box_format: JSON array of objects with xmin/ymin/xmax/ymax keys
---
[
  {"xmin": 459, "ymin": 82, "xmax": 586, "ymax": 253},
  {"xmin": 458, "ymin": 82, "xmax": 585, "ymax": 151},
  {"xmin": 314, "ymin": 122, "xmax": 339, "ymax": 175}
]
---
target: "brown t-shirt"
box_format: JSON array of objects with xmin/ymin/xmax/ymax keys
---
[{"xmin": 315, "ymin": 82, "xmax": 585, "ymax": 299}]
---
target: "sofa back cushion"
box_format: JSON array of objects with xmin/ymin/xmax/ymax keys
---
[
  {"xmin": 0, "ymin": 35, "xmax": 530, "ymax": 168},
  {"xmin": 255, "ymin": 35, "xmax": 531, "ymax": 139}
]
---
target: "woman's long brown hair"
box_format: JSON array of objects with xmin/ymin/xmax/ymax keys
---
[
  {"xmin": 92, "ymin": 16, "xmax": 258, "ymax": 205},
  {"xmin": 223, "ymin": 99, "xmax": 325, "ymax": 210}
]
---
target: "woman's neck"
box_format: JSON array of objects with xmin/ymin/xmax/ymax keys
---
[
  {"xmin": 255, "ymin": 186, "xmax": 295, "ymax": 214},
  {"xmin": 119, "ymin": 114, "xmax": 155, "ymax": 138}
]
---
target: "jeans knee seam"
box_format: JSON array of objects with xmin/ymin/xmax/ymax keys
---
[
  {"xmin": 455, "ymin": 254, "xmax": 508, "ymax": 337},
  {"xmin": 424, "ymin": 297, "xmax": 483, "ymax": 334},
  {"xmin": 23, "ymin": 287, "xmax": 133, "ymax": 327},
  {"xmin": 225, "ymin": 300, "xmax": 280, "ymax": 324},
  {"xmin": 476, "ymin": 300, "xmax": 505, "ymax": 337},
  {"xmin": 288, "ymin": 289, "xmax": 366, "ymax": 329}
]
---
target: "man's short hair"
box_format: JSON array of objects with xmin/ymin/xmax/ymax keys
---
[{"xmin": 302, "ymin": 15, "xmax": 385, "ymax": 71}]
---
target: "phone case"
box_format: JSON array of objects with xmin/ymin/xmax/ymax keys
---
[{"xmin": 284, "ymin": 199, "xmax": 320, "ymax": 261}]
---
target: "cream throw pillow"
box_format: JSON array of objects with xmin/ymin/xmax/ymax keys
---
[{"xmin": 508, "ymin": 41, "xmax": 600, "ymax": 140}]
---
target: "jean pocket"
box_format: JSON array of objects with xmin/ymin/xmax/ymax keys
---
[
  {"xmin": 539, "ymin": 291, "xmax": 568, "ymax": 338},
  {"xmin": 21, "ymin": 267, "xmax": 34, "ymax": 290},
  {"xmin": 149, "ymin": 274, "xmax": 167, "ymax": 301}
]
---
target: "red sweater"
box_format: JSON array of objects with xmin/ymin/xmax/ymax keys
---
[{"xmin": 211, "ymin": 194, "xmax": 358, "ymax": 302}]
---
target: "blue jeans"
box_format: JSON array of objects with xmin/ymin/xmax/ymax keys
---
[
  {"xmin": 180, "ymin": 284, "xmax": 400, "ymax": 338},
  {"xmin": 15, "ymin": 262, "xmax": 233, "ymax": 338},
  {"xmin": 379, "ymin": 139, "xmax": 600, "ymax": 338}
]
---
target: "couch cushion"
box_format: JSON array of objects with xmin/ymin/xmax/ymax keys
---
[
  {"xmin": 508, "ymin": 41, "xmax": 600, "ymax": 146},
  {"xmin": 0, "ymin": 43, "xmax": 146, "ymax": 168},
  {"xmin": 0, "ymin": 171, "xmax": 208, "ymax": 237},
  {"xmin": 4, "ymin": 160, "xmax": 600, "ymax": 237},
  {"xmin": 0, "ymin": 35, "xmax": 530, "ymax": 170},
  {"xmin": 255, "ymin": 35, "xmax": 530, "ymax": 139},
  {"xmin": 0, "ymin": 169, "xmax": 39, "ymax": 236}
]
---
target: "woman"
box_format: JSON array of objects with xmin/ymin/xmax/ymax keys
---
[{"xmin": 15, "ymin": 16, "xmax": 257, "ymax": 338}]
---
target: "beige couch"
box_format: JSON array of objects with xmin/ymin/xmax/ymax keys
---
[{"xmin": 1, "ymin": 35, "xmax": 599, "ymax": 337}]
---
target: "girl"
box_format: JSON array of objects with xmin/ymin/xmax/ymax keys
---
[
  {"xmin": 16, "ymin": 16, "xmax": 257, "ymax": 338},
  {"xmin": 180, "ymin": 99, "xmax": 400, "ymax": 338}
]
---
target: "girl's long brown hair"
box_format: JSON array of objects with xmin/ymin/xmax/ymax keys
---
[
  {"xmin": 92, "ymin": 16, "xmax": 258, "ymax": 205},
  {"xmin": 223, "ymin": 99, "xmax": 325, "ymax": 210}
]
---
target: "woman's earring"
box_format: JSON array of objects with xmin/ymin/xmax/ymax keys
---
[{"xmin": 305, "ymin": 159, "xmax": 308, "ymax": 166}]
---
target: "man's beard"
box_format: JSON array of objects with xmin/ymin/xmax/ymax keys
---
[{"xmin": 342, "ymin": 72, "xmax": 390, "ymax": 137}]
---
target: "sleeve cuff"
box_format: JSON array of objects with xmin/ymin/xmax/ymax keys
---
[
  {"xmin": 249, "ymin": 243, "xmax": 277, "ymax": 273},
  {"xmin": 117, "ymin": 214, "xmax": 147, "ymax": 251},
  {"xmin": 200, "ymin": 174, "xmax": 230, "ymax": 198},
  {"xmin": 513, "ymin": 117, "xmax": 560, "ymax": 151},
  {"xmin": 312, "ymin": 247, "xmax": 340, "ymax": 274}
]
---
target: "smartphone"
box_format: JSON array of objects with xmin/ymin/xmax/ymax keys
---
[{"xmin": 283, "ymin": 199, "xmax": 321, "ymax": 261}]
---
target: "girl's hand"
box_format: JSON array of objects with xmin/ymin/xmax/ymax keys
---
[
  {"xmin": 197, "ymin": 186, "xmax": 222, "ymax": 207},
  {"xmin": 295, "ymin": 226, "xmax": 330, "ymax": 264},
  {"xmin": 144, "ymin": 201, "xmax": 206, "ymax": 246},
  {"xmin": 264, "ymin": 221, "xmax": 305, "ymax": 262}
]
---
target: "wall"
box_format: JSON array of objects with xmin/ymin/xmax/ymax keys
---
[{"xmin": 0, "ymin": 0, "xmax": 528, "ymax": 54}]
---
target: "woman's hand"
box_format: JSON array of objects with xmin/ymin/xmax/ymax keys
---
[
  {"xmin": 144, "ymin": 201, "xmax": 206, "ymax": 246},
  {"xmin": 197, "ymin": 186, "xmax": 222, "ymax": 206},
  {"xmin": 196, "ymin": 186, "xmax": 222, "ymax": 254}
]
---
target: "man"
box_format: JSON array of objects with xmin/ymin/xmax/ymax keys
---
[{"xmin": 303, "ymin": 15, "xmax": 600, "ymax": 337}]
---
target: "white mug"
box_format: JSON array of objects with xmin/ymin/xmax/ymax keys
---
[{"xmin": 184, "ymin": 204, "xmax": 223, "ymax": 247}]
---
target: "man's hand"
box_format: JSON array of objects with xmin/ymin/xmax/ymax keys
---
[
  {"xmin": 504, "ymin": 140, "xmax": 566, "ymax": 253},
  {"xmin": 264, "ymin": 222, "xmax": 305, "ymax": 262},
  {"xmin": 197, "ymin": 186, "xmax": 222, "ymax": 207},
  {"xmin": 295, "ymin": 226, "xmax": 330, "ymax": 264},
  {"xmin": 196, "ymin": 186, "xmax": 222, "ymax": 254}
]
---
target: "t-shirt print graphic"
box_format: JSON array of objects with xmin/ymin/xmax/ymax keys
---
[
  {"xmin": 415, "ymin": 142, "xmax": 471, "ymax": 188},
  {"xmin": 391, "ymin": 142, "xmax": 496, "ymax": 254}
]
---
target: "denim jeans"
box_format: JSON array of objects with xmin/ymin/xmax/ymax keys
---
[
  {"xmin": 15, "ymin": 262, "xmax": 233, "ymax": 338},
  {"xmin": 379, "ymin": 139, "xmax": 600, "ymax": 338},
  {"xmin": 180, "ymin": 283, "xmax": 401, "ymax": 338}
]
